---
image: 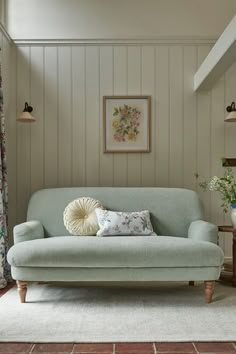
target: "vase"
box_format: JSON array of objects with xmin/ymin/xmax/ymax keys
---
[{"xmin": 231, "ymin": 204, "xmax": 236, "ymax": 229}]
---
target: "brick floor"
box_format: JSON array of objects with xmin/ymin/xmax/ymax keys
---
[{"xmin": 0, "ymin": 342, "xmax": 235, "ymax": 354}]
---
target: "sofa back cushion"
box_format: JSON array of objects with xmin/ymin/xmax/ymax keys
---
[{"xmin": 27, "ymin": 187, "xmax": 204, "ymax": 238}]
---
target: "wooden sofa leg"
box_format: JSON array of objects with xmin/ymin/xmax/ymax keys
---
[
  {"xmin": 204, "ymin": 281, "xmax": 214, "ymax": 304},
  {"xmin": 17, "ymin": 281, "xmax": 27, "ymax": 303},
  {"xmin": 189, "ymin": 281, "xmax": 194, "ymax": 286}
]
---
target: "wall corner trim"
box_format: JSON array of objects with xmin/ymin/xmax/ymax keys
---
[
  {"xmin": 12, "ymin": 36, "xmax": 217, "ymax": 46},
  {"xmin": 0, "ymin": 23, "xmax": 12, "ymax": 43}
]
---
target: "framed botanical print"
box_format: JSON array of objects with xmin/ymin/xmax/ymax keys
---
[{"xmin": 103, "ymin": 96, "xmax": 151, "ymax": 153}]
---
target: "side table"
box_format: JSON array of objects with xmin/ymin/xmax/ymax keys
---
[{"xmin": 218, "ymin": 225, "xmax": 236, "ymax": 287}]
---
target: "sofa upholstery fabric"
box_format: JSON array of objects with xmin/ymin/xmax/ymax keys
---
[
  {"xmin": 10, "ymin": 266, "xmax": 221, "ymax": 282},
  {"xmin": 26, "ymin": 188, "xmax": 204, "ymax": 238},
  {"xmin": 7, "ymin": 187, "xmax": 224, "ymax": 290},
  {"xmin": 8, "ymin": 235, "xmax": 223, "ymax": 268}
]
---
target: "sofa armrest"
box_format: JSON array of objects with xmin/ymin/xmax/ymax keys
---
[
  {"xmin": 188, "ymin": 220, "xmax": 218, "ymax": 244},
  {"xmin": 13, "ymin": 220, "xmax": 45, "ymax": 244}
]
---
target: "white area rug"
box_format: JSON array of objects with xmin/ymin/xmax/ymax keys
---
[{"xmin": 0, "ymin": 282, "xmax": 236, "ymax": 342}]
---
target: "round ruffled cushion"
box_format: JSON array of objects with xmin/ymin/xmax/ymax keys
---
[{"xmin": 63, "ymin": 197, "xmax": 104, "ymax": 236}]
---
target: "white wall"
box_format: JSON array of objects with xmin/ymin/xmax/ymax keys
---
[
  {"xmin": 0, "ymin": 0, "xmax": 6, "ymax": 25},
  {"xmin": 4, "ymin": 1, "xmax": 236, "ymax": 258},
  {"xmin": 6, "ymin": 0, "xmax": 236, "ymax": 40},
  {"xmin": 7, "ymin": 41, "xmax": 236, "ymax": 258}
]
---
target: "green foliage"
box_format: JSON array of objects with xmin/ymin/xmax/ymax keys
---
[{"xmin": 199, "ymin": 167, "xmax": 236, "ymax": 213}]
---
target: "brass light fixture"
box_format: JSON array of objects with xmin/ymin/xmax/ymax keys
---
[
  {"xmin": 225, "ymin": 102, "xmax": 236, "ymax": 122},
  {"xmin": 17, "ymin": 102, "xmax": 35, "ymax": 122}
]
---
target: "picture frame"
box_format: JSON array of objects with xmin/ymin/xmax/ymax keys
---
[{"xmin": 103, "ymin": 95, "xmax": 151, "ymax": 153}]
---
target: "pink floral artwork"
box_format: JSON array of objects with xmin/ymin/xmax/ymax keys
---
[
  {"xmin": 103, "ymin": 96, "xmax": 151, "ymax": 153},
  {"xmin": 112, "ymin": 104, "xmax": 141, "ymax": 143}
]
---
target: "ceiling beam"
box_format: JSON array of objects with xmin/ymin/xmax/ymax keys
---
[{"xmin": 194, "ymin": 15, "xmax": 236, "ymax": 91}]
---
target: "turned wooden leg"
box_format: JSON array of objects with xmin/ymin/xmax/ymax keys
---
[
  {"xmin": 189, "ymin": 281, "xmax": 194, "ymax": 286},
  {"xmin": 204, "ymin": 280, "xmax": 214, "ymax": 304},
  {"xmin": 17, "ymin": 281, "xmax": 27, "ymax": 303}
]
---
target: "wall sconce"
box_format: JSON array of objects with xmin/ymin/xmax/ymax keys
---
[
  {"xmin": 17, "ymin": 102, "xmax": 35, "ymax": 122},
  {"xmin": 223, "ymin": 102, "xmax": 236, "ymax": 166},
  {"xmin": 225, "ymin": 102, "xmax": 236, "ymax": 122}
]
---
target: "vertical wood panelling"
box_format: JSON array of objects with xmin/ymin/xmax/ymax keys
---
[
  {"xmin": 7, "ymin": 42, "xmax": 17, "ymax": 242},
  {"xmin": 30, "ymin": 46, "xmax": 44, "ymax": 193},
  {"xmin": 224, "ymin": 62, "xmax": 236, "ymax": 257},
  {"xmin": 85, "ymin": 46, "xmax": 99, "ymax": 186},
  {"xmin": 58, "ymin": 47, "xmax": 72, "ymax": 187},
  {"xmin": 183, "ymin": 46, "xmax": 197, "ymax": 190},
  {"xmin": 155, "ymin": 46, "xmax": 169, "ymax": 187},
  {"xmin": 113, "ymin": 46, "xmax": 128, "ymax": 186},
  {"xmin": 2, "ymin": 36, "xmax": 10, "ymax": 110},
  {"xmin": 141, "ymin": 46, "xmax": 155, "ymax": 186},
  {"xmin": 71, "ymin": 46, "xmax": 86, "ymax": 186},
  {"xmin": 99, "ymin": 46, "xmax": 113, "ymax": 186},
  {"xmin": 127, "ymin": 47, "xmax": 141, "ymax": 186},
  {"xmin": 196, "ymin": 46, "xmax": 211, "ymax": 221},
  {"xmin": 210, "ymin": 76, "xmax": 225, "ymax": 251},
  {"xmin": 6, "ymin": 41, "xmax": 236, "ymax": 258},
  {"xmin": 169, "ymin": 46, "xmax": 184, "ymax": 187},
  {"xmin": 16, "ymin": 47, "xmax": 31, "ymax": 223},
  {"xmin": 44, "ymin": 47, "xmax": 58, "ymax": 187}
]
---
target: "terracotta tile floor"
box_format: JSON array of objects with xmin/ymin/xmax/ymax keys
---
[
  {"xmin": 1, "ymin": 285, "xmax": 236, "ymax": 354},
  {"xmin": 0, "ymin": 342, "xmax": 235, "ymax": 354}
]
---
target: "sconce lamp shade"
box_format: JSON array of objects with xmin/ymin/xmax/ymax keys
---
[
  {"xmin": 225, "ymin": 101, "xmax": 236, "ymax": 122},
  {"xmin": 17, "ymin": 102, "xmax": 35, "ymax": 122}
]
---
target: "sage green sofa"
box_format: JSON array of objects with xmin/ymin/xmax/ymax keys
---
[{"xmin": 7, "ymin": 187, "xmax": 224, "ymax": 303}]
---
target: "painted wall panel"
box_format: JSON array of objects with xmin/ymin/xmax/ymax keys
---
[
  {"xmin": 169, "ymin": 46, "xmax": 184, "ymax": 187},
  {"xmin": 6, "ymin": 41, "xmax": 236, "ymax": 258},
  {"xmin": 58, "ymin": 47, "xmax": 72, "ymax": 187},
  {"xmin": 71, "ymin": 46, "xmax": 86, "ymax": 186},
  {"xmin": 16, "ymin": 46, "xmax": 31, "ymax": 223},
  {"xmin": 30, "ymin": 46, "xmax": 44, "ymax": 193},
  {"xmin": 44, "ymin": 47, "xmax": 58, "ymax": 187},
  {"xmin": 210, "ymin": 77, "xmax": 225, "ymax": 251},
  {"xmin": 127, "ymin": 47, "xmax": 141, "ymax": 186},
  {"xmin": 155, "ymin": 47, "xmax": 169, "ymax": 187},
  {"xmin": 113, "ymin": 46, "xmax": 128, "ymax": 186},
  {"xmin": 85, "ymin": 47, "xmax": 99, "ymax": 186},
  {"xmin": 99, "ymin": 46, "xmax": 113, "ymax": 186},
  {"xmin": 183, "ymin": 46, "xmax": 197, "ymax": 191},
  {"xmin": 7, "ymin": 44, "xmax": 16, "ymax": 242},
  {"xmin": 141, "ymin": 46, "xmax": 155, "ymax": 186},
  {"xmin": 224, "ymin": 62, "xmax": 236, "ymax": 256},
  {"xmin": 196, "ymin": 46, "xmax": 212, "ymax": 221}
]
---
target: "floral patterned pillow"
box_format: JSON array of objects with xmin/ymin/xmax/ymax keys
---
[{"xmin": 95, "ymin": 209, "xmax": 154, "ymax": 236}]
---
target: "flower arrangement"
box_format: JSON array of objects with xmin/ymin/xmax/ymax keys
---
[
  {"xmin": 112, "ymin": 104, "xmax": 141, "ymax": 142},
  {"xmin": 199, "ymin": 167, "xmax": 236, "ymax": 212}
]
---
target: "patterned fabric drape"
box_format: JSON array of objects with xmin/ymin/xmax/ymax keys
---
[{"xmin": 0, "ymin": 62, "xmax": 9, "ymax": 289}]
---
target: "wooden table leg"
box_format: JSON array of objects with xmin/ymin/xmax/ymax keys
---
[{"xmin": 232, "ymin": 231, "xmax": 236, "ymax": 287}]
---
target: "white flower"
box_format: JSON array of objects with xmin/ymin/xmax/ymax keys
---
[{"xmin": 200, "ymin": 167, "xmax": 236, "ymax": 212}]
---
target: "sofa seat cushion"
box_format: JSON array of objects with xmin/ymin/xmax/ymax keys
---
[{"xmin": 7, "ymin": 236, "xmax": 224, "ymax": 269}]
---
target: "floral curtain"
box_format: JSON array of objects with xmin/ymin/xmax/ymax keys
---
[{"xmin": 0, "ymin": 62, "xmax": 9, "ymax": 289}]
